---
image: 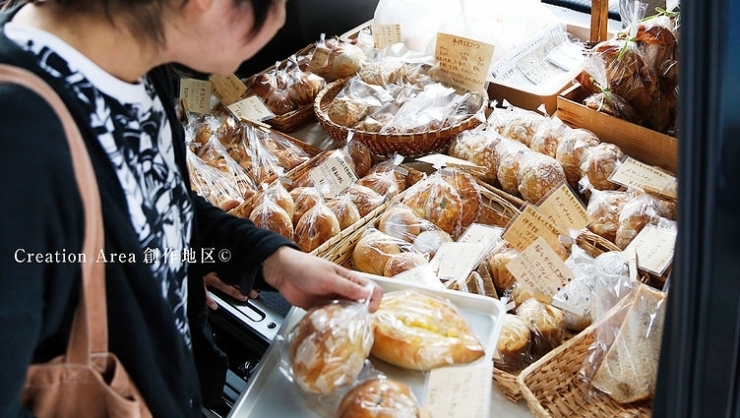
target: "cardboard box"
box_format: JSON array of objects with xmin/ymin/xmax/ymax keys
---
[{"xmin": 556, "ymin": 84, "xmax": 678, "ymax": 173}]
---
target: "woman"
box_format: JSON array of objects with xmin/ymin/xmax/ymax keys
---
[{"xmin": 0, "ymin": 1, "xmax": 381, "ymax": 417}]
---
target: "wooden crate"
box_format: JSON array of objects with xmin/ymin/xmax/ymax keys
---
[{"xmin": 556, "ymin": 84, "xmax": 678, "ymax": 173}]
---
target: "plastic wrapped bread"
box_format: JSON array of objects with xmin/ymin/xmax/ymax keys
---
[
  {"xmin": 586, "ymin": 189, "xmax": 630, "ymax": 242},
  {"xmin": 495, "ymin": 313, "xmax": 533, "ymax": 373},
  {"xmin": 516, "ymin": 298, "xmax": 566, "ymax": 358},
  {"xmin": 591, "ymin": 285, "xmax": 666, "ymax": 403},
  {"xmin": 579, "ymin": 142, "xmax": 625, "ymax": 191},
  {"xmin": 556, "ymin": 127, "xmax": 600, "ymax": 186},
  {"xmin": 371, "ymin": 290, "xmax": 485, "ymax": 371},
  {"xmin": 294, "ymin": 198, "xmax": 341, "ymax": 253},
  {"xmin": 517, "ymin": 151, "xmax": 567, "ymax": 204},
  {"xmin": 337, "ymin": 377, "xmax": 421, "ymax": 418}
]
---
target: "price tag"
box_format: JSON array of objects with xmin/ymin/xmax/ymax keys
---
[
  {"xmin": 537, "ymin": 183, "xmax": 591, "ymax": 231},
  {"xmin": 505, "ymin": 237, "xmax": 575, "ymax": 299},
  {"xmin": 425, "ymin": 363, "xmax": 492, "ymax": 418},
  {"xmin": 179, "ymin": 78, "xmax": 212, "ymax": 114},
  {"xmin": 609, "ymin": 157, "xmax": 677, "ymax": 200},
  {"xmin": 308, "ymin": 155, "xmax": 358, "ymax": 198},
  {"xmin": 429, "ymin": 242, "xmax": 488, "ymax": 281},
  {"xmin": 502, "ymin": 205, "xmax": 563, "ymax": 252},
  {"xmin": 434, "ymin": 32, "xmax": 495, "ymax": 92},
  {"xmin": 209, "ymin": 73, "xmax": 247, "ymax": 106},
  {"xmin": 457, "ymin": 223, "xmax": 504, "ymax": 250},
  {"xmin": 308, "ymin": 46, "xmax": 331, "ymax": 74},
  {"xmin": 623, "ymin": 224, "xmax": 677, "ymax": 275},
  {"xmin": 393, "ymin": 265, "xmax": 446, "ymax": 290},
  {"xmin": 371, "ymin": 23, "xmax": 402, "ymax": 49},
  {"xmin": 227, "ymin": 96, "xmax": 275, "ymax": 122}
]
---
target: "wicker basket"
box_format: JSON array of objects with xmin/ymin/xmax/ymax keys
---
[
  {"xmin": 516, "ymin": 298, "xmax": 653, "ymax": 418},
  {"xmin": 490, "ymin": 228, "xmax": 642, "ymax": 403},
  {"xmin": 314, "ymin": 78, "xmax": 488, "ymax": 158},
  {"xmin": 243, "ymin": 44, "xmax": 319, "ymax": 133}
]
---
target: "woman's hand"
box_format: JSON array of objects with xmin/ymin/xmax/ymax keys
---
[
  {"xmin": 262, "ymin": 247, "xmax": 383, "ymax": 312},
  {"xmin": 203, "ymin": 272, "xmax": 257, "ymax": 310}
]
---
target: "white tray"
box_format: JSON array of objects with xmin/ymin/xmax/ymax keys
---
[{"xmin": 228, "ymin": 274, "xmax": 506, "ymax": 418}]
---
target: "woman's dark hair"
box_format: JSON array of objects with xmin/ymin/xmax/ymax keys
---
[{"xmin": 1, "ymin": 0, "xmax": 279, "ymax": 46}]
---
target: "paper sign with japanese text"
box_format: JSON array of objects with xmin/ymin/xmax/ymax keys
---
[
  {"xmin": 502, "ymin": 205, "xmax": 563, "ymax": 252},
  {"xmin": 609, "ymin": 157, "xmax": 677, "ymax": 200},
  {"xmin": 505, "ymin": 236, "xmax": 575, "ymax": 299},
  {"xmin": 623, "ymin": 224, "xmax": 677, "ymax": 275},
  {"xmin": 434, "ymin": 33, "xmax": 495, "ymax": 92},
  {"xmin": 227, "ymin": 96, "xmax": 274, "ymax": 122},
  {"xmin": 429, "ymin": 242, "xmax": 489, "ymax": 282},
  {"xmin": 179, "ymin": 78, "xmax": 212, "ymax": 114},
  {"xmin": 209, "ymin": 73, "xmax": 247, "ymax": 106},
  {"xmin": 308, "ymin": 155, "xmax": 358, "ymax": 198},
  {"xmin": 457, "ymin": 223, "xmax": 504, "ymax": 252},
  {"xmin": 537, "ymin": 183, "xmax": 591, "ymax": 231},
  {"xmin": 425, "ymin": 363, "xmax": 492, "ymax": 418},
  {"xmin": 371, "ymin": 23, "xmax": 402, "ymax": 49}
]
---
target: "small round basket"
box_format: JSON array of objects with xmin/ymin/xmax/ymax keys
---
[{"xmin": 314, "ymin": 77, "xmax": 488, "ymax": 158}]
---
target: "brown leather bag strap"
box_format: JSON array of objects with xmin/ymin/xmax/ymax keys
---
[{"xmin": 0, "ymin": 64, "xmax": 108, "ymax": 365}]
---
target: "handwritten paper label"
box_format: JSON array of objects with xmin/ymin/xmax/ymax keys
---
[
  {"xmin": 308, "ymin": 46, "xmax": 331, "ymax": 73},
  {"xmin": 393, "ymin": 265, "xmax": 446, "ymax": 290},
  {"xmin": 623, "ymin": 224, "xmax": 677, "ymax": 275},
  {"xmin": 179, "ymin": 78, "xmax": 212, "ymax": 114},
  {"xmin": 425, "ymin": 363, "xmax": 492, "ymax": 418},
  {"xmin": 609, "ymin": 157, "xmax": 677, "ymax": 199},
  {"xmin": 429, "ymin": 242, "xmax": 488, "ymax": 281},
  {"xmin": 371, "ymin": 23, "xmax": 402, "ymax": 49},
  {"xmin": 537, "ymin": 183, "xmax": 591, "ymax": 231},
  {"xmin": 308, "ymin": 155, "xmax": 358, "ymax": 198},
  {"xmin": 434, "ymin": 33, "xmax": 495, "ymax": 92},
  {"xmin": 227, "ymin": 96, "xmax": 274, "ymax": 122},
  {"xmin": 502, "ymin": 205, "xmax": 563, "ymax": 252},
  {"xmin": 209, "ymin": 73, "xmax": 247, "ymax": 106},
  {"xmin": 506, "ymin": 237, "xmax": 575, "ymax": 298},
  {"xmin": 457, "ymin": 223, "xmax": 504, "ymax": 251}
]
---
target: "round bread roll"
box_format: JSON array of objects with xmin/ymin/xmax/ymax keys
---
[
  {"xmin": 501, "ymin": 108, "xmax": 547, "ymax": 147},
  {"xmin": 586, "ymin": 190, "xmax": 629, "ymax": 242},
  {"xmin": 383, "ymin": 252, "xmax": 428, "ymax": 277},
  {"xmin": 288, "ymin": 302, "xmax": 373, "ymax": 394},
  {"xmin": 249, "ymin": 201, "xmax": 294, "ymax": 241},
  {"xmin": 529, "ymin": 119, "xmax": 566, "ymax": 158},
  {"xmin": 265, "ymin": 90, "xmax": 297, "ymax": 115},
  {"xmin": 352, "ymin": 230, "xmax": 404, "ymax": 276},
  {"xmin": 358, "ymin": 60, "xmax": 406, "ymax": 87},
  {"xmin": 347, "ymin": 140, "xmax": 373, "ymax": 178},
  {"xmin": 615, "ymin": 193, "xmax": 666, "ymax": 249},
  {"xmin": 343, "ymin": 184, "xmax": 385, "ymax": 217},
  {"xmin": 357, "ymin": 171, "xmax": 403, "ymax": 199},
  {"xmin": 287, "ymin": 71, "xmax": 326, "ymax": 106},
  {"xmin": 580, "ymin": 143, "xmax": 625, "ymax": 191},
  {"xmin": 516, "ymin": 298, "xmax": 566, "ymax": 357},
  {"xmin": 378, "ymin": 206, "xmax": 423, "ymax": 242},
  {"xmin": 438, "ymin": 168, "xmax": 482, "ymax": 227},
  {"xmin": 556, "ymin": 127, "xmax": 600, "ymax": 186},
  {"xmin": 365, "ymin": 161, "xmax": 407, "ymax": 193},
  {"xmin": 487, "ymin": 246, "xmax": 518, "ymax": 293},
  {"xmin": 497, "ymin": 148, "xmax": 527, "ymax": 196},
  {"xmin": 400, "ymin": 177, "xmax": 464, "ymax": 237},
  {"xmin": 328, "ymin": 97, "xmax": 367, "ymax": 127},
  {"xmin": 496, "ymin": 314, "xmax": 532, "ymax": 373},
  {"xmin": 337, "ymin": 377, "xmax": 420, "ymax": 418},
  {"xmin": 371, "ymin": 290, "xmax": 485, "ymax": 371},
  {"xmin": 290, "ymin": 186, "xmax": 321, "ymax": 225},
  {"xmin": 294, "ymin": 202, "xmax": 341, "ymax": 253},
  {"xmin": 412, "ymin": 229, "xmax": 452, "ymax": 258},
  {"xmin": 327, "ymin": 197, "xmax": 362, "ymax": 230},
  {"xmin": 517, "ymin": 152, "xmax": 567, "ymax": 204},
  {"xmin": 253, "ymin": 183, "xmax": 296, "ymax": 221}
]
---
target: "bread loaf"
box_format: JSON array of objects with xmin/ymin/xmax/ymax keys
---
[{"xmin": 337, "ymin": 377, "xmax": 420, "ymax": 418}]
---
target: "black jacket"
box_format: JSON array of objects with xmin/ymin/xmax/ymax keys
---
[{"xmin": 0, "ymin": 8, "xmax": 295, "ymax": 418}]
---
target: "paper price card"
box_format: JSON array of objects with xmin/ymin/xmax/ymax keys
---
[
  {"xmin": 537, "ymin": 183, "xmax": 591, "ymax": 231},
  {"xmin": 308, "ymin": 155, "xmax": 358, "ymax": 198},
  {"xmin": 209, "ymin": 73, "xmax": 247, "ymax": 106},
  {"xmin": 393, "ymin": 265, "xmax": 446, "ymax": 291},
  {"xmin": 227, "ymin": 96, "xmax": 274, "ymax": 123},
  {"xmin": 457, "ymin": 223, "xmax": 504, "ymax": 250},
  {"xmin": 506, "ymin": 237, "xmax": 575, "ymax": 299},
  {"xmin": 609, "ymin": 157, "xmax": 677, "ymax": 200},
  {"xmin": 623, "ymin": 224, "xmax": 677, "ymax": 275},
  {"xmin": 429, "ymin": 242, "xmax": 488, "ymax": 281},
  {"xmin": 371, "ymin": 23, "xmax": 402, "ymax": 49},
  {"xmin": 434, "ymin": 33, "xmax": 495, "ymax": 93},
  {"xmin": 425, "ymin": 363, "xmax": 493, "ymax": 418},
  {"xmin": 502, "ymin": 204, "xmax": 563, "ymax": 253},
  {"xmin": 179, "ymin": 78, "xmax": 212, "ymax": 115}
]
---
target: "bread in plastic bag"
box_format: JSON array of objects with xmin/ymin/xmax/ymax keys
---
[
  {"xmin": 371, "ymin": 289, "xmax": 485, "ymax": 371},
  {"xmin": 336, "ymin": 375, "xmax": 421, "ymax": 418},
  {"xmin": 515, "ymin": 298, "xmax": 566, "ymax": 358},
  {"xmin": 294, "ymin": 196, "xmax": 341, "ymax": 253},
  {"xmin": 495, "ymin": 313, "xmax": 533, "ymax": 373},
  {"xmin": 586, "ymin": 189, "xmax": 630, "ymax": 242},
  {"xmin": 555, "ymin": 127, "xmax": 601, "ymax": 187}
]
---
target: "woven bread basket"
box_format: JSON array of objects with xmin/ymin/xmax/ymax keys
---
[
  {"xmin": 314, "ymin": 77, "xmax": 488, "ymax": 158},
  {"xmin": 516, "ymin": 296, "xmax": 653, "ymax": 418}
]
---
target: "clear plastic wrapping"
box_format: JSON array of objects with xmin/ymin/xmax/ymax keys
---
[
  {"xmin": 495, "ymin": 313, "xmax": 533, "ymax": 373},
  {"xmin": 336, "ymin": 375, "xmax": 421, "ymax": 418},
  {"xmin": 294, "ymin": 196, "xmax": 341, "ymax": 253},
  {"xmin": 515, "ymin": 298, "xmax": 566, "ymax": 358},
  {"xmin": 371, "ymin": 289, "xmax": 486, "ymax": 371},
  {"xmin": 399, "ymin": 172, "xmax": 465, "ymax": 238}
]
